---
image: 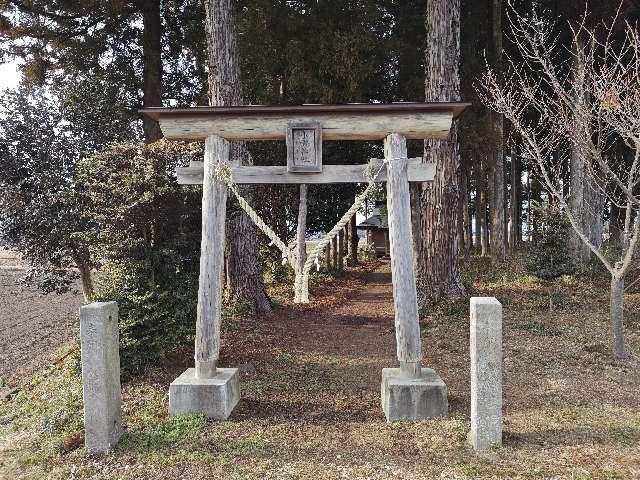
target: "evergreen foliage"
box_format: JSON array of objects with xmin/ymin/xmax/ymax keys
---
[
  {"xmin": 78, "ymin": 140, "xmax": 203, "ymax": 370},
  {"xmin": 526, "ymin": 204, "xmax": 576, "ymax": 281},
  {"xmin": 0, "ymin": 83, "xmax": 135, "ymax": 299}
]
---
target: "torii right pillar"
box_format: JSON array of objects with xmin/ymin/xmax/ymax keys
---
[{"xmin": 380, "ymin": 133, "xmax": 448, "ymax": 421}]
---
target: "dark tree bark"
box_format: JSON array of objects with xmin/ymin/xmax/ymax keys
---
[
  {"xmin": 337, "ymin": 230, "xmax": 344, "ymax": 271},
  {"xmin": 609, "ymin": 202, "xmax": 624, "ymax": 244},
  {"xmin": 419, "ymin": 0, "xmax": 466, "ymax": 303},
  {"xmin": 488, "ymin": 0, "xmax": 506, "ymax": 262},
  {"xmin": 140, "ymin": 0, "xmax": 163, "ymax": 142},
  {"xmin": 71, "ymin": 247, "xmax": 94, "ymax": 303},
  {"xmin": 508, "ymin": 149, "xmax": 520, "ymax": 250},
  {"xmin": 473, "ymin": 155, "xmax": 482, "ymax": 252},
  {"xmin": 530, "ymin": 178, "xmax": 542, "ymax": 242},
  {"xmin": 479, "ymin": 157, "xmax": 489, "ymax": 255},
  {"xmin": 460, "ymin": 158, "xmax": 471, "ymax": 256},
  {"xmin": 324, "ymin": 243, "xmax": 331, "ymax": 270},
  {"xmin": 204, "ymin": 0, "xmax": 272, "ymax": 315}
]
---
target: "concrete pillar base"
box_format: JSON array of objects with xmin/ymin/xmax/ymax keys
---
[
  {"xmin": 381, "ymin": 367, "xmax": 448, "ymax": 421},
  {"xmin": 169, "ymin": 367, "xmax": 239, "ymax": 420}
]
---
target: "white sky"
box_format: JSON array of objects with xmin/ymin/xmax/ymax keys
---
[{"xmin": 0, "ymin": 60, "xmax": 22, "ymax": 91}]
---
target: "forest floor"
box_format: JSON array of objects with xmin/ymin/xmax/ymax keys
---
[{"xmin": 1, "ymin": 256, "xmax": 639, "ymax": 479}]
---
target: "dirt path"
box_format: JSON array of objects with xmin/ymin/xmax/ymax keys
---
[{"xmin": 290, "ymin": 270, "xmax": 397, "ymax": 358}]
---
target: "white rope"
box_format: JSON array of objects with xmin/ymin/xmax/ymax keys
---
[
  {"xmin": 300, "ymin": 160, "xmax": 387, "ymax": 280},
  {"xmin": 215, "ymin": 159, "xmax": 390, "ymax": 287},
  {"xmin": 215, "ymin": 162, "xmax": 295, "ymax": 266}
]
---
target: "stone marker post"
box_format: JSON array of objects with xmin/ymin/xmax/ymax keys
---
[
  {"xmin": 469, "ymin": 297, "xmax": 503, "ymax": 450},
  {"xmin": 80, "ymin": 301, "xmax": 123, "ymax": 453}
]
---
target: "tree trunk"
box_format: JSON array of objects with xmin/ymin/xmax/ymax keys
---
[
  {"xmin": 509, "ymin": 150, "xmax": 520, "ymax": 250},
  {"xmin": 337, "ymin": 230, "xmax": 344, "ymax": 270},
  {"xmin": 410, "ymin": 183, "xmax": 422, "ymax": 269},
  {"xmin": 610, "ymin": 274, "xmax": 627, "ymax": 358},
  {"xmin": 473, "ymin": 157, "xmax": 482, "ymax": 252},
  {"xmin": 141, "ymin": 0, "xmax": 163, "ymax": 142},
  {"xmin": 70, "ymin": 247, "xmax": 94, "ymax": 303},
  {"xmin": 461, "ymin": 160, "xmax": 471, "ymax": 256},
  {"xmin": 78, "ymin": 263, "xmax": 94, "ymax": 304},
  {"xmin": 569, "ymin": 37, "xmax": 604, "ymax": 266},
  {"xmin": 480, "ymin": 158, "xmax": 489, "ymax": 255},
  {"xmin": 343, "ymin": 224, "xmax": 351, "ymax": 266},
  {"xmin": 488, "ymin": 0, "xmax": 506, "ymax": 263},
  {"xmin": 419, "ymin": 0, "xmax": 466, "ymax": 303},
  {"xmin": 331, "ymin": 236, "xmax": 337, "ymax": 270},
  {"xmin": 294, "ymin": 184, "xmax": 308, "ymax": 303},
  {"xmin": 610, "ymin": 202, "xmax": 624, "ymax": 244},
  {"xmin": 205, "ymin": 0, "xmax": 271, "ymax": 315},
  {"xmin": 530, "ymin": 177, "xmax": 541, "ymax": 242},
  {"xmin": 324, "ymin": 243, "xmax": 331, "ymax": 271}
]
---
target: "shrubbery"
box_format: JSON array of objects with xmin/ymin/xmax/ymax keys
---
[
  {"xmin": 526, "ymin": 204, "xmax": 576, "ymax": 281},
  {"xmin": 79, "ymin": 140, "xmax": 203, "ymax": 372}
]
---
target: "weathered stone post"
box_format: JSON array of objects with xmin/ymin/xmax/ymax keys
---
[
  {"xmin": 380, "ymin": 133, "xmax": 448, "ymax": 421},
  {"xmin": 469, "ymin": 297, "xmax": 503, "ymax": 450},
  {"xmin": 169, "ymin": 134, "xmax": 240, "ymax": 419},
  {"xmin": 80, "ymin": 301, "xmax": 123, "ymax": 453}
]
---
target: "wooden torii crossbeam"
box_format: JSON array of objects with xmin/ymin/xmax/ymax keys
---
[{"xmin": 141, "ymin": 102, "xmax": 469, "ymax": 422}]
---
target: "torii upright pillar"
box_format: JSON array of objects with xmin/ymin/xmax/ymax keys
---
[
  {"xmin": 168, "ymin": 135, "xmax": 240, "ymax": 420},
  {"xmin": 381, "ymin": 133, "xmax": 448, "ymax": 421}
]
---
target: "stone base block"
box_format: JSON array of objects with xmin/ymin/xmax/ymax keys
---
[
  {"xmin": 169, "ymin": 368, "xmax": 239, "ymax": 420},
  {"xmin": 381, "ymin": 367, "xmax": 448, "ymax": 421}
]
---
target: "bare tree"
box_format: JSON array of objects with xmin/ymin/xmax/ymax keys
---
[{"xmin": 479, "ymin": 1, "xmax": 639, "ymax": 359}]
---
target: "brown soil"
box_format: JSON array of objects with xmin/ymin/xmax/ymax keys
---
[{"xmin": 0, "ymin": 266, "xmax": 82, "ymax": 383}]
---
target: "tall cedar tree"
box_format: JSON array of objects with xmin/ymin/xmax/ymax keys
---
[
  {"xmin": 488, "ymin": 0, "xmax": 506, "ymax": 261},
  {"xmin": 0, "ymin": 0, "xmax": 192, "ymax": 142},
  {"xmin": 419, "ymin": 0, "xmax": 466, "ymax": 303},
  {"xmin": 204, "ymin": 0, "xmax": 271, "ymax": 315}
]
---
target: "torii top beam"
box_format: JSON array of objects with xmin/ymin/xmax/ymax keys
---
[{"xmin": 140, "ymin": 102, "xmax": 470, "ymax": 142}]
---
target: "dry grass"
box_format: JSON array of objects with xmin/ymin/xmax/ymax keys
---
[{"xmin": 1, "ymin": 256, "xmax": 639, "ymax": 479}]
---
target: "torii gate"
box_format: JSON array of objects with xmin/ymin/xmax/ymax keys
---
[{"xmin": 141, "ymin": 102, "xmax": 469, "ymax": 422}]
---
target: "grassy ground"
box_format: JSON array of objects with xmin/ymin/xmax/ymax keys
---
[{"xmin": 1, "ymin": 255, "xmax": 639, "ymax": 479}]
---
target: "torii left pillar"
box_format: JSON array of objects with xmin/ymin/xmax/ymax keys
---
[{"xmin": 169, "ymin": 135, "xmax": 240, "ymax": 419}]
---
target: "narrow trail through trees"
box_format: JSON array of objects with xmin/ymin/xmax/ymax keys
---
[{"xmin": 289, "ymin": 269, "xmax": 398, "ymax": 359}]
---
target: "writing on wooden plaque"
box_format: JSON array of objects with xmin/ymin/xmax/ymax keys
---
[{"xmin": 286, "ymin": 122, "xmax": 322, "ymax": 172}]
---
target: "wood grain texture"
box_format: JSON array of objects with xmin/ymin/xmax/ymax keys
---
[
  {"xmin": 293, "ymin": 184, "xmax": 309, "ymax": 303},
  {"xmin": 385, "ymin": 133, "xmax": 422, "ymax": 366},
  {"xmin": 287, "ymin": 123, "xmax": 322, "ymax": 172},
  {"xmin": 141, "ymin": 102, "xmax": 470, "ymax": 119},
  {"xmin": 195, "ymin": 135, "xmax": 229, "ymax": 379},
  {"xmin": 155, "ymin": 111, "xmax": 453, "ymax": 141},
  {"xmin": 177, "ymin": 158, "xmax": 434, "ymax": 185}
]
